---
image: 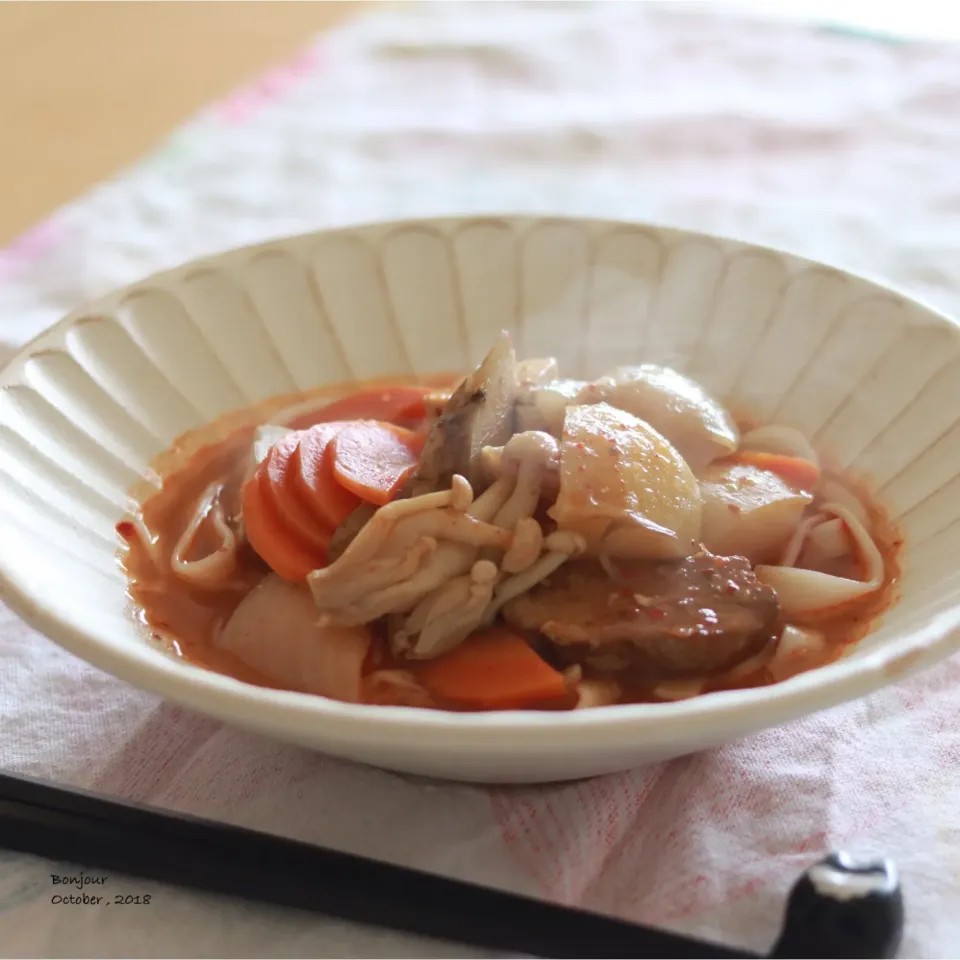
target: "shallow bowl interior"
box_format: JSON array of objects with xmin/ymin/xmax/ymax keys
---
[{"xmin": 2, "ymin": 215, "xmax": 960, "ymax": 783}]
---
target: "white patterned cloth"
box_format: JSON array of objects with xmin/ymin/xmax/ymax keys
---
[{"xmin": 2, "ymin": 3, "xmax": 960, "ymax": 957}]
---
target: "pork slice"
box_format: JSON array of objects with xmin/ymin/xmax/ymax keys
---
[{"xmin": 503, "ymin": 551, "xmax": 779, "ymax": 675}]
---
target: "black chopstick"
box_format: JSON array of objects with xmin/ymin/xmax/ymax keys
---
[{"xmin": 0, "ymin": 771, "xmax": 750, "ymax": 959}]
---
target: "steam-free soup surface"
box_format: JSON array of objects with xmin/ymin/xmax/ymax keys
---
[{"xmin": 120, "ymin": 343, "xmax": 900, "ymax": 712}]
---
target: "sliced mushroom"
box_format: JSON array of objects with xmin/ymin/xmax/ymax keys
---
[{"xmin": 402, "ymin": 331, "xmax": 518, "ymax": 497}]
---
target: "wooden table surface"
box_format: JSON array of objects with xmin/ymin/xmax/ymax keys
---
[{"xmin": 0, "ymin": 1, "xmax": 366, "ymax": 245}]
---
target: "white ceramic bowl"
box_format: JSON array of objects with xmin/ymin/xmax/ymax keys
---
[{"xmin": 3, "ymin": 215, "xmax": 960, "ymax": 784}]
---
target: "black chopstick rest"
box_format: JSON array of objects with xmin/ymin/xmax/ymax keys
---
[{"xmin": 770, "ymin": 852, "xmax": 903, "ymax": 959}]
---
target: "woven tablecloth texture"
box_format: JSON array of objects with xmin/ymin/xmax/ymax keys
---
[{"xmin": 2, "ymin": 3, "xmax": 959, "ymax": 957}]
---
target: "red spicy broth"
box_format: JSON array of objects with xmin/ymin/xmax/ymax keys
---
[{"xmin": 119, "ymin": 380, "xmax": 902, "ymax": 711}]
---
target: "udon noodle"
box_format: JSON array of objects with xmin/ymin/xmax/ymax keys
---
[{"xmin": 119, "ymin": 333, "xmax": 900, "ymax": 712}]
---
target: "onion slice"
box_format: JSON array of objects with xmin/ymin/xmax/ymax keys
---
[
  {"xmin": 819, "ymin": 477, "xmax": 870, "ymax": 527},
  {"xmin": 799, "ymin": 517, "xmax": 850, "ymax": 570},
  {"xmin": 769, "ymin": 625, "xmax": 827, "ymax": 682},
  {"xmin": 171, "ymin": 483, "xmax": 240, "ymax": 589},
  {"xmin": 755, "ymin": 502, "xmax": 885, "ymax": 617}
]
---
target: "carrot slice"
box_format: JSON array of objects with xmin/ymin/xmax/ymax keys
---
[
  {"xmin": 330, "ymin": 421, "xmax": 424, "ymax": 506},
  {"xmin": 310, "ymin": 386, "xmax": 432, "ymax": 427},
  {"xmin": 261, "ymin": 432, "xmax": 333, "ymax": 553},
  {"xmin": 241, "ymin": 467, "xmax": 327, "ymax": 581},
  {"xmin": 416, "ymin": 628, "xmax": 569, "ymax": 710},
  {"xmin": 294, "ymin": 422, "xmax": 363, "ymax": 528},
  {"xmin": 386, "ymin": 462, "xmax": 418, "ymax": 501},
  {"xmin": 734, "ymin": 451, "xmax": 821, "ymax": 491}
]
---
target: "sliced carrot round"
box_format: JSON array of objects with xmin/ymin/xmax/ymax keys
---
[
  {"xmin": 330, "ymin": 421, "xmax": 424, "ymax": 507},
  {"xmin": 241, "ymin": 467, "xmax": 327, "ymax": 581},
  {"xmin": 262, "ymin": 432, "xmax": 333, "ymax": 553},
  {"xmin": 310, "ymin": 386, "xmax": 432, "ymax": 426},
  {"xmin": 386, "ymin": 462, "xmax": 418, "ymax": 501},
  {"xmin": 293, "ymin": 422, "xmax": 363, "ymax": 528}
]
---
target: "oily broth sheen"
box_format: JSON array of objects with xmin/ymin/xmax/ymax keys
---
[
  {"xmin": 119, "ymin": 379, "xmax": 902, "ymax": 709},
  {"xmin": 121, "ymin": 421, "xmax": 274, "ymax": 688},
  {"xmin": 121, "ymin": 375, "xmax": 451, "ymax": 691}
]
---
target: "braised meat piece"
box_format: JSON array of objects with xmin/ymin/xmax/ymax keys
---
[{"xmin": 502, "ymin": 550, "xmax": 779, "ymax": 675}]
